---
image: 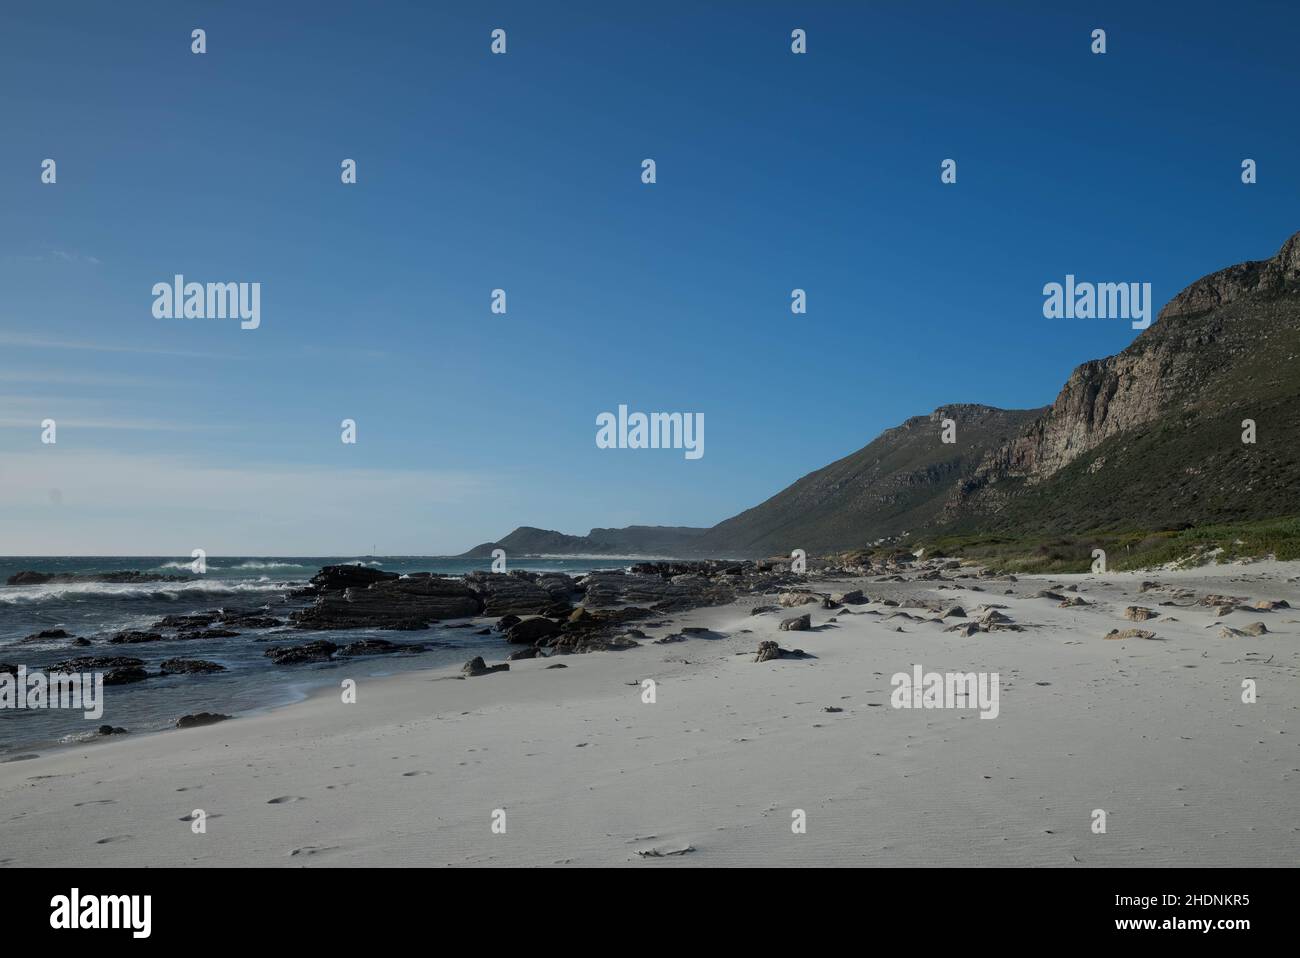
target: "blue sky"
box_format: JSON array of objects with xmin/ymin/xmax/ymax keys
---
[{"xmin": 1, "ymin": 1, "xmax": 1296, "ymax": 555}]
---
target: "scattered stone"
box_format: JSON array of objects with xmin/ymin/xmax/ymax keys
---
[
  {"xmin": 1104, "ymin": 629, "xmax": 1156, "ymax": 640},
  {"xmin": 1123, "ymin": 606, "xmax": 1158, "ymax": 621},
  {"xmin": 754, "ymin": 640, "xmax": 809, "ymax": 662},
  {"xmin": 779, "ymin": 613, "xmax": 812, "ymax": 632},
  {"xmin": 778, "ymin": 592, "xmax": 820, "ymax": 607},
  {"xmin": 462, "ymin": 656, "xmax": 509, "ymax": 677}
]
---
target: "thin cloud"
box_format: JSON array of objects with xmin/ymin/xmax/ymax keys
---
[{"xmin": 0, "ymin": 332, "xmax": 238, "ymax": 360}]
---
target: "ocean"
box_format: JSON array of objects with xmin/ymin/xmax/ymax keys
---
[{"xmin": 0, "ymin": 555, "xmax": 635, "ymax": 757}]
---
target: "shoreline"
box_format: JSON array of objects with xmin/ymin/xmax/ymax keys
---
[{"xmin": 1, "ymin": 561, "xmax": 1296, "ymax": 867}]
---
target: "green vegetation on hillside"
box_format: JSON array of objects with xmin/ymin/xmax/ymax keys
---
[{"xmin": 910, "ymin": 516, "xmax": 1300, "ymax": 573}]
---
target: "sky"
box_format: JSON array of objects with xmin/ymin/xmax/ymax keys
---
[{"xmin": 1, "ymin": 0, "xmax": 1297, "ymax": 555}]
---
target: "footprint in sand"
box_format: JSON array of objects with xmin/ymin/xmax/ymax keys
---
[
  {"xmin": 179, "ymin": 812, "xmax": 222, "ymax": 822},
  {"xmin": 95, "ymin": 835, "xmax": 131, "ymax": 844},
  {"xmin": 267, "ymin": 795, "xmax": 307, "ymax": 805},
  {"xmin": 401, "ymin": 770, "xmax": 432, "ymax": 777},
  {"xmin": 74, "ymin": 799, "xmax": 116, "ymax": 807}
]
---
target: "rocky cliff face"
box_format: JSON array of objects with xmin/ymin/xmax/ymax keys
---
[{"xmin": 947, "ymin": 231, "xmax": 1300, "ymax": 526}]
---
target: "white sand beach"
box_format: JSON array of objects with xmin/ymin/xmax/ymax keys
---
[{"xmin": 1, "ymin": 562, "xmax": 1296, "ymax": 867}]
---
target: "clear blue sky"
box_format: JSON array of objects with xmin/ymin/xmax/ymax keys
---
[{"xmin": 1, "ymin": 1, "xmax": 1296, "ymax": 555}]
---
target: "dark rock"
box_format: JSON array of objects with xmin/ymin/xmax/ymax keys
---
[
  {"xmin": 779, "ymin": 613, "xmax": 811, "ymax": 632},
  {"xmin": 507, "ymin": 647, "xmax": 541, "ymax": 660},
  {"xmin": 336, "ymin": 638, "xmax": 425, "ymax": 657},
  {"xmin": 177, "ymin": 628, "xmax": 240, "ymax": 640},
  {"xmin": 108, "ymin": 631, "xmax": 166, "ymax": 644},
  {"xmin": 462, "ymin": 656, "xmax": 509, "ymax": 677},
  {"xmin": 97, "ymin": 725, "xmax": 129, "ymax": 735},
  {"xmin": 19, "ymin": 628, "xmax": 70, "ymax": 642},
  {"xmin": 6, "ymin": 570, "xmax": 190, "ymax": 586},
  {"xmin": 159, "ymin": 658, "xmax": 226, "ymax": 675},
  {"xmin": 264, "ymin": 640, "xmax": 338, "ymax": 665},
  {"xmin": 175, "ymin": 712, "xmax": 231, "ymax": 729},
  {"xmin": 71, "ymin": 637, "xmax": 91, "ymax": 647},
  {"xmin": 49, "ymin": 655, "xmax": 152, "ymax": 683},
  {"xmin": 291, "ymin": 574, "xmax": 481, "ymax": 631},
  {"xmin": 494, "ymin": 614, "xmax": 521, "ymax": 632},
  {"xmin": 505, "ymin": 616, "xmax": 562, "ymax": 645},
  {"xmin": 545, "ymin": 663, "xmax": 568, "ymax": 669},
  {"xmin": 296, "ymin": 564, "xmax": 400, "ymax": 596},
  {"xmin": 463, "ymin": 572, "xmax": 558, "ymax": 616},
  {"xmin": 151, "ymin": 613, "xmax": 219, "ymax": 630},
  {"xmin": 754, "ymin": 640, "xmax": 809, "ymax": 662},
  {"xmin": 548, "ymin": 634, "xmax": 640, "ymax": 655}
]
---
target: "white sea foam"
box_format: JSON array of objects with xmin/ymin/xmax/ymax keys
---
[{"xmin": 0, "ymin": 579, "xmax": 291, "ymax": 605}]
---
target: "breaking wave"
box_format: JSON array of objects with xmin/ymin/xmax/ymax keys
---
[{"xmin": 0, "ymin": 579, "xmax": 293, "ymax": 606}]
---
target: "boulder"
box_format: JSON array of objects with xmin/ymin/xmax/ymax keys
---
[
  {"xmin": 779, "ymin": 613, "xmax": 811, "ymax": 632},
  {"xmin": 462, "ymin": 656, "xmax": 509, "ymax": 677},
  {"xmin": 754, "ymin": 640, "xmax": 809, "ymax": 662},
  {"xmin": 506, "ymin": 616, "xmax": 562, "ymax": 645}
]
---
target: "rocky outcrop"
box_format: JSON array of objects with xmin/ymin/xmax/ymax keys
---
[
  {"xmin": 462, "ymin": 571, "xmax": 571, "ymax": 616},
  {"xmin": 5, "ymin": 570, "xmax": 191, "ymax": 586},
  {"xmin": 290, "ymin": 574, "xmax": 481, "ymax": 630},
  {"xmin": 48, "ymin": 655, "xmax": 149, "ymax": 684}
]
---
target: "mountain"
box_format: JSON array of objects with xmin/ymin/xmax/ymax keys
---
[
  {"xmin": 460, "ymin": 404, "xmax": 1041, "ymax": 558},
  {"xmin": 465, "ymin": 232, "xmax": 1300, "ymax": 557},
  {"xmin": 693, "ymin": 404, "xmax": 1043, "ymax": 555},
  {"xmin": 946, "ymin": 231, "xmax": 1300, "ymax": 532},
  {"xmin": 459, "ymin": 525, "xmax": 711, "ymax": 558}
]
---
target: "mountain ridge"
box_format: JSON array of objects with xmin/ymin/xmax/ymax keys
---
[{"xmin": 462, "ymin": 232, "xmax": 1300, "ymax": 558}]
